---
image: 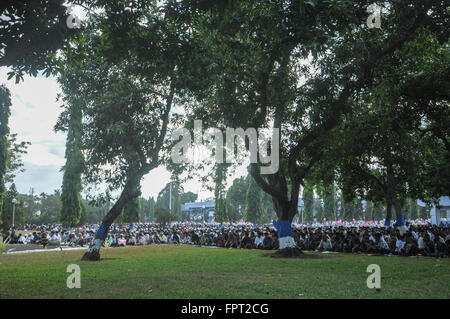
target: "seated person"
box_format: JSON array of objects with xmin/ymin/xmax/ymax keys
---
[
  {"xmin": 317, "ymin": 234, "xmax": 333, "ymax": 252},
  {"xmin": 262, "ymin": 233, "xmax": 273, "ymax": 250}
]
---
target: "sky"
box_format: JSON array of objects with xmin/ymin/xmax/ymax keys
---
[{"xmin": 1, "ymin": 67, "xmax": 247, "ymax": 201}]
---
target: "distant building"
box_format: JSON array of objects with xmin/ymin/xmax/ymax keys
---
[
  {"xmin": 181, "ymin": 201, "xmax": 215, "ymax": 222},
  {"xmin": 417, "ymin": 196, "xmax": 450, "ymax": 225}
]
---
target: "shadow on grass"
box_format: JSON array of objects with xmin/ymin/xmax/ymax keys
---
[{"xmin": 262, "ymin": 248, "xmax": 341, "ymax": 259}]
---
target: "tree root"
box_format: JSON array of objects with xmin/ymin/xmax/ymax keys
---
[{"xmin": 81, "ymin": 250, "xmax": 101, "ymax": 261}]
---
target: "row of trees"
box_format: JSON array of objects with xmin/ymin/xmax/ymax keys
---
[
  {"xmin": 215, "ymin": 173, "xmax": 274, "ymax": 224},
  {"xmin": 1, "ymin": 1, "xmax": 447, "ymax": 257},
  {"xmin": 1, "ymin": 187, "xmax": 160, "ymax": 228},
  {"xmin": 301, "ymin": 184, "xmax": 429, "ymax": 223}
]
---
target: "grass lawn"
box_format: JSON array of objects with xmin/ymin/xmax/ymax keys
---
[{"xmin": 0, "ymin": 245, "xmax": 449, "ymax": 299}]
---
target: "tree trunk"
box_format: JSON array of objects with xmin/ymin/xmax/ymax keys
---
[
  {"xmin": 272, "ymin": 197, "xmax": 299, "ymax": 250},
  {"xmin": 385, "ymin": 200, "xmax": 392, "ymax": 227},
  {"xmin": 393, "ymin": 197, "xmax": 407, "ymax": 235},
  {"xmin": 81, "ymin": 175, "xmax": 141, "ymax": 261}
]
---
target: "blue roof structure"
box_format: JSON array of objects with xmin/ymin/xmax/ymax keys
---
[{"xmin": 182, "ymin": 201, "xmax": 215, "ymax": 211}]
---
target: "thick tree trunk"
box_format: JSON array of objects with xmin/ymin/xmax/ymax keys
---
[
  {"xmin": 273, "ymin": 199, "xmax": 299, "ymax": 250},
  {"xmin": 385, "ymin": 201, "xmax": 392, "ymax": 227},
  {"xmin": 393, "ymin": 197, "xmax": 407, "ymax": 235},
  {"xmin": 81, "ymin": 176, "xmax": 141, "ymax": 261}
]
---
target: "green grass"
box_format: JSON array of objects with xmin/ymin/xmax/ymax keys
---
[{"xmin": 0, "ymin": 245, "xmax": 449, "ymax": 298}]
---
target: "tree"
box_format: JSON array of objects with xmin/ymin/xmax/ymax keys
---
[
  {"xmin": 333, "ymin": 9, "xmax": 449, "ymax": 228},
  {"xmin": 213, "ymin": 163, "xmax": 228, "ymax": 223},
  {"xmin": 342, "ymin": 199, "xmax": 355, "ymax": 222},
  {"xmin": 314, "ymin": 197, "xmax": 323, "ymax": 223},
  {"xmin": 180, "ymin": 192, "xmax": 197, "ymax": 205},
  {"xmin": 55, "ymin": 2, "xmax": 189, "ymax": 260},
  {"xmin": 156, "ymin": 182, "xmax": 183, "ymax": 219},
  {"xmin": 82, "ymin": 198, "xmax": 109, "ymax": 224},
  {"xmin": 1, "ymin": 183, "xmax": 24, "ymax": 230},
  {"xmin": 172, "ymin": 0, "xmax": 445, "ymax": 252},
  {"xmin": 261, "ymin": 191, "xmax": 274, "ymax": 224},
  {"xmin": 0, "ymin": 0, "xmax": 83, "ymax": 81},
  {"xmin": 138, "ymin": 196, "xmax": 156, "ymax": 222},
  {"xmin": 225, "ymin": 176, "xmax": 249, "ymax": 222},
  {"xmin": 37, "ymin": 191, "xmax": 62, "ymax": 224},
  {"xmin": 323, "ymin": 184, "xmax": 336, "ymax": 222},
  {"xmin": 147, "ymin": 197, "xmax": 156, "ymax": 222},
  {"xmin": 244, "ymin": 175, "xmax": 263, "ymax": 224},
  {"xmin": 0, "ymin": 85, "xmax": 11, "ymax": 224},
  {"xmin": 154, "ymin": 207, "xmax": 177, "ymax": 225},
  {"xmin": 121, "ymin": 197, "xmax": 140, "ymax": 223},
  {"xmin": 58, "ymin": 90, "xmax": 84, "ymax": 228},
  {"xmin": 302, "ymin": 184, "xmax": 314, "ymax": 223}
]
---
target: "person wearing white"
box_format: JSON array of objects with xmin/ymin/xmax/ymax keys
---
[
  {"xmin": 254, "ymin": 234, "xmax": 264, "ymax": 248},
  {"xmin": 395, "ymin": 238, "xmax": 406, "ymax": 253},
  {"xmin": 418, "ymin": 236, "xmax": 425, "ymax": 249}
]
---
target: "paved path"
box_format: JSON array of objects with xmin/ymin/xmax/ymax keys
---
[{"xmin": 5, "ymin": 244, "xmax": 87, "ymax": 254}]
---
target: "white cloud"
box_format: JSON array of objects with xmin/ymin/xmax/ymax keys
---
[{"xmin": 0, "ymin": 67, "xmax": 247, "ymax": 201}]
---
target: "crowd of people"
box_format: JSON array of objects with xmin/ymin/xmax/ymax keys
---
[{"xmin": 4, "ymin": 219, "xmax": 450, "ymax": 258}]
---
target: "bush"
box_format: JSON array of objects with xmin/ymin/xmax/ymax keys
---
[{"xmin": 0, "ymin": 235, "xmax": 10, "ymax": 254}]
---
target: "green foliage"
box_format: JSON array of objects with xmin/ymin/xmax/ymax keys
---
[
  {"xmin": 0, "ymin": 234, "xmax": 10, "ymax": 254},
  {"xmin": 59, "ymin": 99, "xmax": 84, "ymax": 227},
  {"xmin": 139, "ymin": 197, "xmax": 156, "ymax": 222},
  {"xmin": 1, "ymin": 184, "xmax": 24, "ymax": 230},
  {"xmin": 302, "ymin": 185, "xmax": 314, "ymax": 223},
  {"xmin": 0, "ymin": 0, "xmax": 81, "ymax": 79},
  {"xmin": 225, "ymin": 176, "xmax": 249, "ymax": 222},
  {"xmin": 323, "ymin": 184, "xmax": 336, "ymax": 221},
  {"xmin": 77, "ymin": 201, "xmax": 87, "ymax": 226},
  {"xmin": 314, "ymin": 197, "xmax": 323, "ymax": 223},
  {"xmin": 36, "ymin": 191, "xmax": 62, "ymax": 225},
  {"xmin": 121, "ymin": 197, "xmax": 140, "ymax": 223},
  {"xmin": 154, "ymin": 207, "xmax": 178, "ymax": 224},
  {"xmin": 180, "ymin": 192, "xmax": 197, "ymax": 205},
  {"xmin": 342, "ymin": 199, "xmax": 355, "ymax": 222},
  {"xmin": 82, "ymin": 199, "xmax": 110, "ymax": 224},
  {"xmin": 156, "ymin": 182, "xmax": 184, "ymax": 219},
  {"xmin": 0, "ymin": 85, "xmax": 11, "ymax": 223},
  {"xmin": 213, "ymin": 163, "xmax": 227, "ymax": 223},
  {"xmin": 244, "ymin": 175, "xmax": 263, "ymax": 224}
]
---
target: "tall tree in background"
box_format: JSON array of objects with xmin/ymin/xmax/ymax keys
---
[
  {"xmin": 58, "ymin": 92, "xmax": 84, "ymax": 228},
  {"xmin": 302, "ymin": 185, "xmax": 314, "ymax": 223},
  {"xmin": 244, "ymin": 175, "xmax": 263, "ymax": 224},
  {"xmin": 314, "ymin": 196, "xmax": 323, "ymax": 223},
  {"xmin": 138, "ymin": 197, "xmax": 157, "ymax": 222},
  {"xmin": 156, "ymin": 182, "xmax": 183, "ymax": 218},
  {"xmin": 323, "ymin": 184, "xmax": 336, "ymax": 221},
  {"xmin": 4, "ymin": 133, "xmax": 29, "ymax": 183},
  {"xmin": 1, "ymin": 183, "xmax": 24, "ymax": 230},
  {"xmin": 0, "ymin": 85, "xmax": 11, "ymax": 225},
  {"xmin": 342, "ymin": 199, "xmax": 355, "ymax": 222},
  {"xmin": 225, "ymin": 176, "xmax": 249, "ymax": 222},
  {"xmin": 213, "ymin": 163, "xmax": 227, "ymax": 222},
  {"xmin": 121, "ymin": 197, "xmax": 140, "ymax": 223}
]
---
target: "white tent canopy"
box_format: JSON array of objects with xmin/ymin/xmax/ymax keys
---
[{"xmin": 417, "ymin": 196, "xmax": 450, "ymax": 225}]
